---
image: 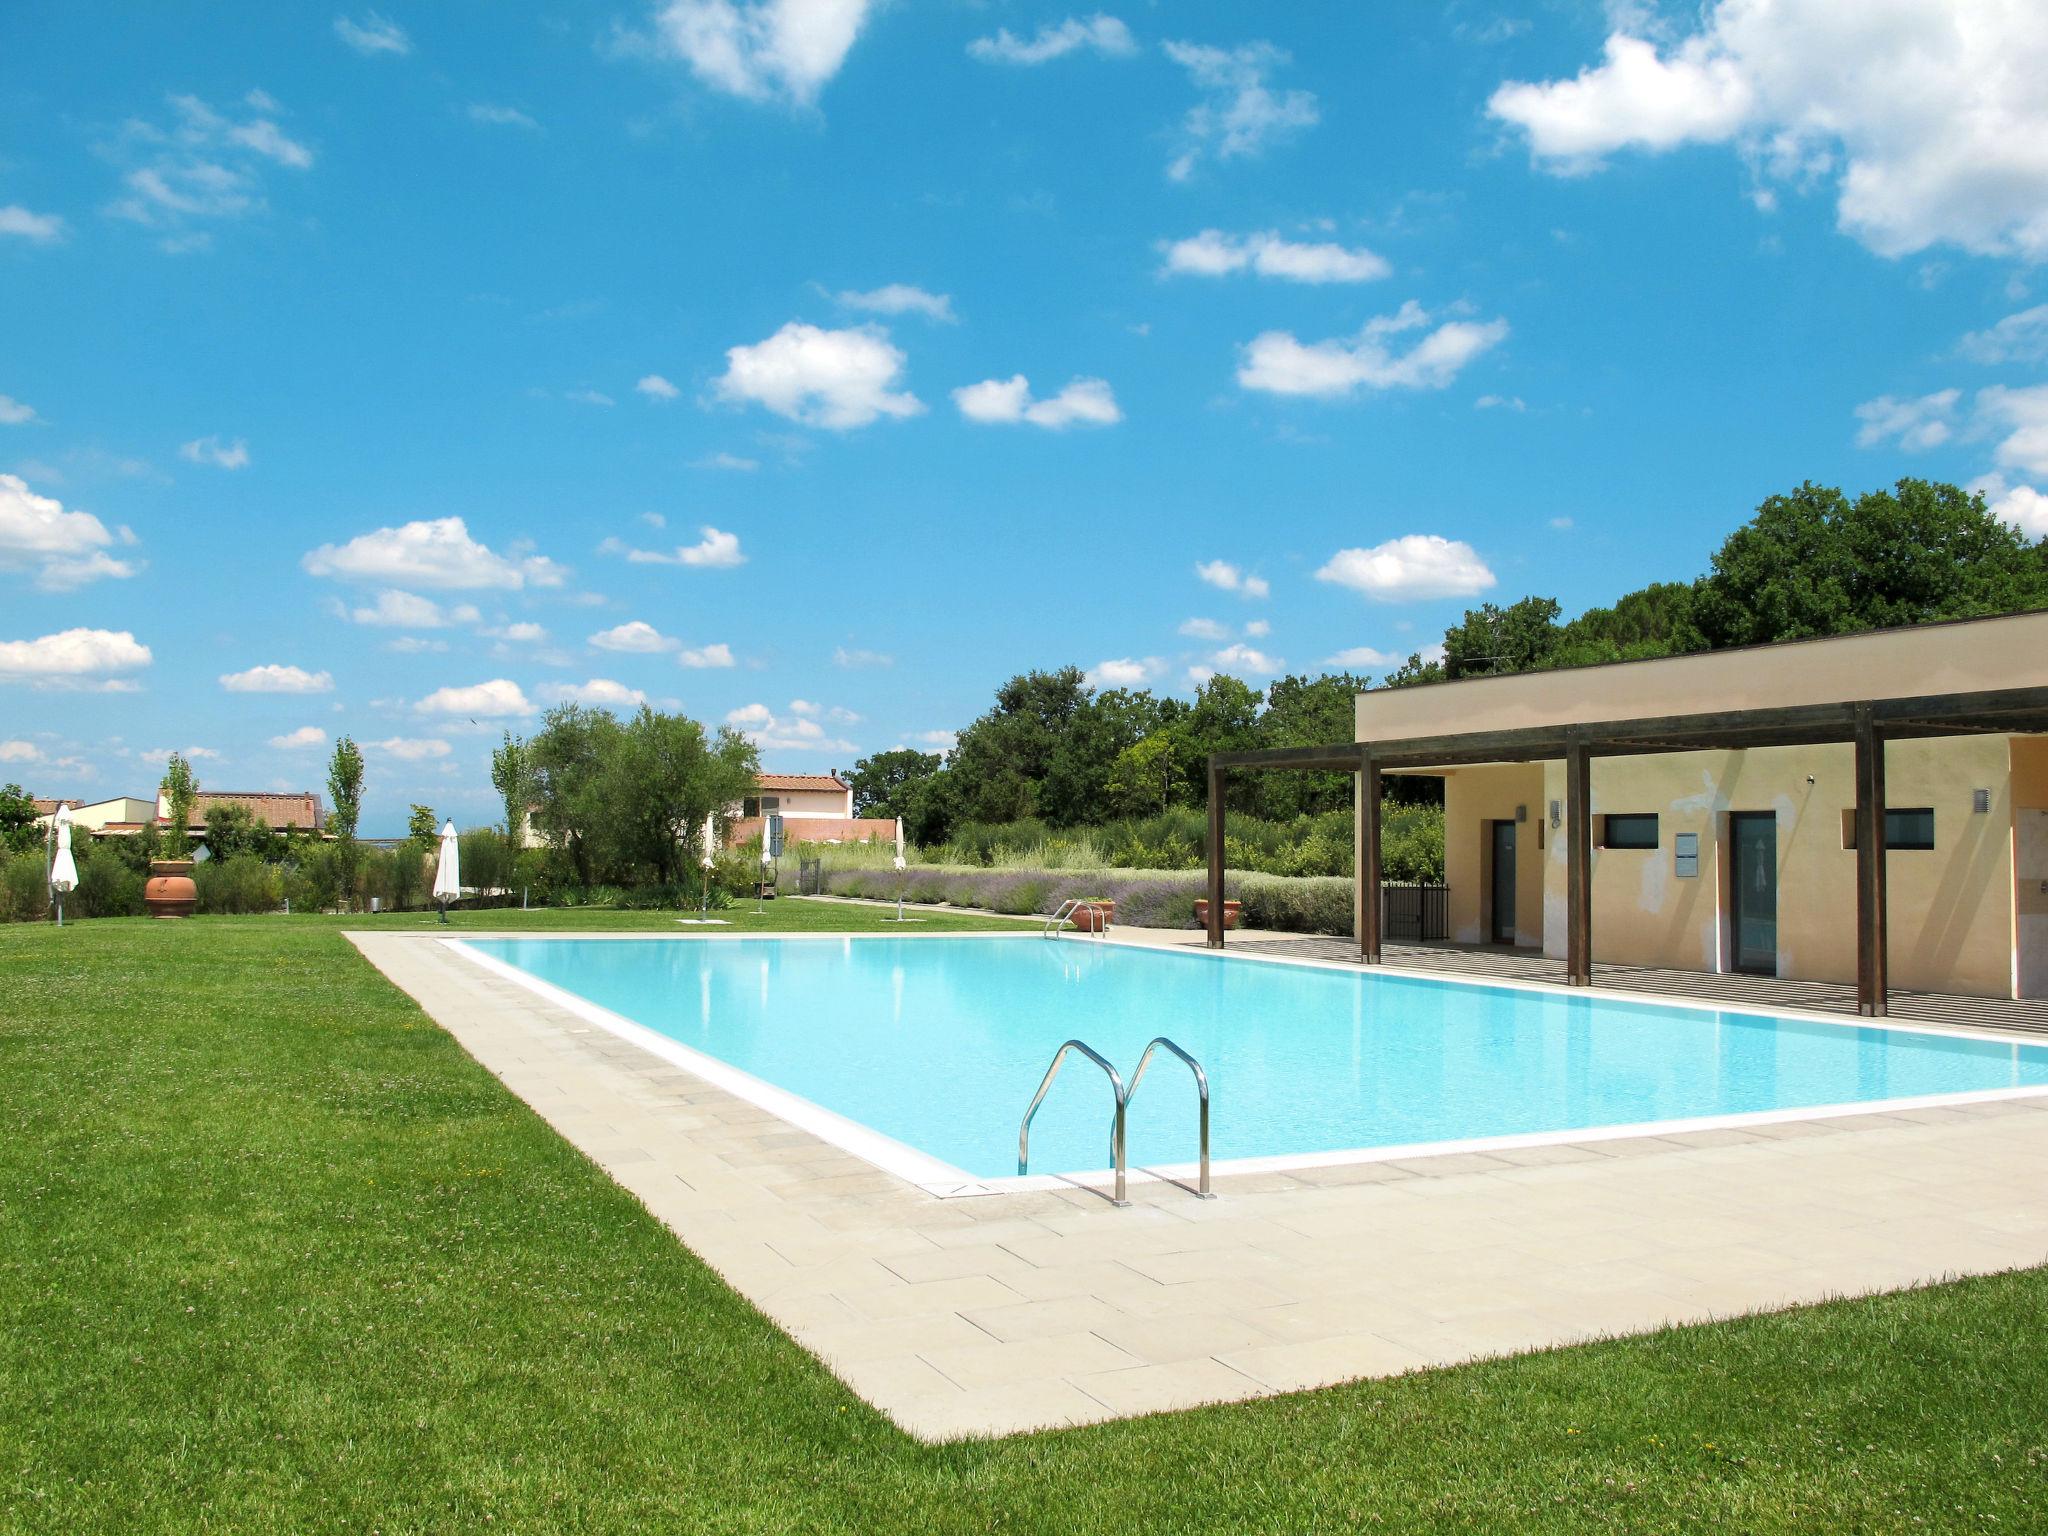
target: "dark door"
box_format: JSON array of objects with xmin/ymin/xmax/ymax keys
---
[
  {"xmin": 1730, "ymin": 812, "xmax": 1778, "ymax": 975},
  {"xmin": 1490, "ymin": 820, "xmax": 1517, "ymax": 945}
]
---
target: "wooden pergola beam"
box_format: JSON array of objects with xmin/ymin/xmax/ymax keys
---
[
  {"xmin": 1565, "ymin": 731, "xmax": 1592, "ymax": 987},
  {"xmin": 1854, "ymin": 702, "xmax": 1888, "ymax": 1016},
  {"xmin": 1358, "ymin": 755, "xmax": 1382, "ymax": 965}
]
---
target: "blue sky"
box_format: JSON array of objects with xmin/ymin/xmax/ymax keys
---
[{"xmin": 4, "ymin": 0, "xmax": 2047, "ymax": 832}]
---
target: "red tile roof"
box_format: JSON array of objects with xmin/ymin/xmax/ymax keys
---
[
  {"xmin": 180, "ymin": 791, "xmax": 326, "ymax": 830},
  {"xmin": 755, "ymin": 772, "xmax": 849, "ymax": 792}
]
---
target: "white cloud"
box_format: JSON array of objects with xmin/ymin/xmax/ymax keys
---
[
  {"xmin": 0, "ymin": 739, "xmax": 41, "ymax": 763},
  {"xmin": 1981, "ymin": 384, "xmax": 2048, "ymax": 477},
  {"xmin": 635, "ymin": 373, "xmax": 680, "ymax": 400},
  {"xmin": 179, "ymin": 435, "xmax": 250, "ymax": 469},
  {"xmin": 1239, "ymin": 301, "xmax": 1509, "ymax": 397},
  {"xmin": 363, "ymin": 737, "xmax": 451, "ymax": 763},
  {"xmin": 952, "ymin": 375, "xmax": 1121, "ymax": 429},
  {"xmin": 1207, "ymin": 643, "xmax": 1279, "ymax": 677},
  {"xmin": 725, "ymin": 701, "xmax": 856, "ymax": 753},
  {"xmin": 304, "ymin": 517, "xmax": 565, "ymax": 590},
  {"xmin": 1163, "ymin": 40, "xmax": 1317, "ymax": 181},
  {"xmin": 692, "ymin": 451, "xmax": 760, "ymax": 471},
  {"xmin": 341, "ymin": 589, "xmax": 479, "ymax": 628},
  {"xmin": 564, "ymin": 387, "xmax": 615, "ymax": 407},
  {"xmin": 1178, "ymin": 617, "xmax": 1229, "ymax": 640},
  {"xmin": 413, "ymin": 679, "xmax": 536, "ymax": 717},
  {"xmin": 483, "ymin": 621, "xmax": 547, "ymax": 644},
  {"xmin": 1971, "ymin": 472, "xmax": 2048, "ymax": 538},
  {"xmin": 833, "ymin": 646, "xmax": 892, "ymax": 668},
  {"xmin": 1960, "ymin": 306, "xmax": 2048, "ymax": 365},
  {"xmin": 969, "ymin": 15, "xmax": 1137, "ymax": 66},
  {"xmin": 0, "ymin": 395, "xmax": 37, "ymax": 425},
  {"xmin": 1085, "ymin": 656, "xmax": 1163, "ymax": 688},
  {"xmin": 105, "ymin": 93, "xmax": 314, "ymax": 251},
  {"xmin": 833, "ymin": 283, "xmax": 955, "ymax": 323},
  {"xmin": 0, "ymin": 628, "xmax": 153, "ymax": 687},
  {"xmin": 334, "ymin": 13, "xmax": 411, "ymax": 55},
  {"xmin": 1549, "ymin": 515, "xmax": 1575, "ymax": 530},
  {"xmin": 1475, "ymin": 393, "xmax": 1527, "ymax": 411},
  {"xmin": 1194, "ymin": 559, "xmax": 1270, "ymax": 600},
  {"xmin": 1325, "ymin": 645, "xmax": 1401, "ymax": 668},
  {"xmin": 590, "ymin": 620, "xmax": 677, "ymax": 653},
  {"xmin": 645, "ymin": 0, "xmax": 873, "ymax": 106},
  {"xmin": 469, "ymin": 104, "xmax": 539, "ymax": 129},
  {"xmin": 385, "ymin": 635, "xmax": 448, "ymax": 654},
  {"xmin": 268, "ymin": 726, "xmax": 328, "ymax": 749},
  {"xmin": 677, "ymin": 642, "xmax": 736, "ymax": 668},
  {"xmin": 605, "ymin": 524, "xmax": 746, "ymax": 568},
  {"xmin": 1316, "ymin": 535, "xmax": 1498, "ymax": 602},
  {"xmin": 548, "ymin": 678, "xmax": 648, "ymax": 709},
  {"xmin": 1243, "ymin": 619, "xmax": 1271, "ymax": 638},
  {"xmin": 714, "ymin": 321, "xmax": 921, "ymax": 429},
  {"xmin": 0, "ymin": 475, "xmax": 140, "ymax": 592},
  {"xmin": 1160, "ymin": 229, "xmax": 1389, "ymax": 283},
  {"xmin": 0, "ymin": 205, "xmax": 66, "ymax": 243},
  {"xmin": 1488, "ymin": 1, "xmax": 2048, "ymax": 260},
  {"xmin": 220, "ymin": 664, "xmax": 333, "ymax": 694},
  {"xmin": 139, "ymin": 745, "xmax": 220, "ymax": 763},
  {"xmin": 1853, "ymin": 389, "xmax": 1960, "ymax": 452},
  {"xmin": 228, "ymin": 119, "xmax": 314, "ymax": 169},
  {"xmin": 910, "ymin": 729, "xmax": 957, "ymax": 753}
]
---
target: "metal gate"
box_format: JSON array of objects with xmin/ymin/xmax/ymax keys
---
[{"xmin": 1382, "ymin": 881, "xmax": 1449, "ymax": 942}]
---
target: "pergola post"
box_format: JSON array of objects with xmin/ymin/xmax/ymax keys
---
[
  {"xmin": 1206, "ymin": 761, "xmax": 1227, "ymax": 949},
  {"xmin": 1565, "ymin": 731, "xmax": 1592, "ymax": 987},
  {"xmin": 1854, "ymin": 702, "xmax": 1888, "ymax": 1017},
  {"xmin": 1358, "ymin": 754, "xmax": 1382, "ymax": 964}
]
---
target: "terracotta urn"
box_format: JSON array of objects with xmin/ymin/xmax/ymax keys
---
[
  {"xmin": 1193, "ymin": 898, "xmax": 1242, "ymax": 931},
  {"xmin": 145, "ymin": 859, "xmax": 197, "ymax": 919},
  {"xmin": 1070, "ymin": 900, "xmax": 1115, "ymax": 933}
]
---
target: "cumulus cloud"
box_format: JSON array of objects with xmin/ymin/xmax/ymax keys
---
[
  {"xmin": 1488, "ymin": 0, "xmax": 2048, "ymax": 260},
  {"xmin": 547, "ymin": 679, "xmax": 648, "ymax": 709},
  {"xmin": 0, "ymin": 474, "xmax": 140, "ymax": 591},
  {"xmin": 635, "ymin": 373, "xmax": 680, "ymax": 400},
  {"xmin": 725, "ymin": 701, "xmax": 856, "ymax": 753},
  {"xmin": 1085, "ymin": 656, "xmax": 1163, "ymax": 688},
  {"xmin": 1163, "ymin": 40, "xmax": 1317, "ymax": 181},
  {"xmin": 1239, "ymin": 301, "xmax": 1509, "ymax": 397},
  {"xmin": 1207, "ymin": 642, "xmax": 1279, "ymax": 677},
  {"xmin": 643, "ymin": 0, "xmax": 874, "ymax": 106},
  {"xmin": 0, "ymin": 628, "xmax": 153, "ymax": 687},
  {"xmin": 1178, "ymin": 617, "xmax": 1229, "ymax": 641},
  {"xmin": 468, "ymin": 104, "xmax": 538, "ymax": 129},
  {"xmin": 831, "ymin": 283, "xmax": 956, "ymax": 323},
  {"xmin": 334, "ymin": 13, "xmax": 411, "ymax": 56},
  {"xmin": 1324, "ymin": 645, "xmax": 1401, "ymax": 668},
  {"xmin": 1971, "ymin": 472, "xmax": 2048, "ymax": 538},
  {"xmin": 589, "ymin": 620, "xmax": 678, "ymax": 653},
  {"xmin": 303, "ymin": 517, "xmax": 565, "ymax": 590},
  {"xmin": 714, "ymin": 321, "xmax": 921, "ymax": 429},
  {"xmin": 0, "ymin": 740, "xmax": 42, "ymax": 763},
  {"xmin": 268, "ymin": 726, "xmax": 328, "ymax": 749},
  {"xmin": 677, "ymin": 642, "xmax": 735, "ymax": 668},
  {"xmin": 600, "ymin": 525, "xmax": 746, "ymax": 567},
  {"xmin": 482, "ymin": 621, "xmax": 547, "ymax": 644},
  {"xmin": 1853, "ymin": 389, "xmax": 1960, "ymax": 452},
  {"xmin": 1194, "ymin": 559, "xmax": 1269, "ymax": 600},
  {"xmin": 341, "ymin": 589, "xmax": 479, "ymax": 628},
  {"xmin": 368, "ymin": 736, "xmax": 452, "ymax": 761},
  {"xmin": 179, "ymin": 435, "xmax": 250, "ymax": 469},
  {"xmin": 0, "ymin": 205, "xmax": 66, "ymax": 243},
  {"xmin": 219, "ymin": 664, "xmax": 333, "ymax": 694},
  {"xmin": 105, "ymin": 92, "xmax": 314, "ymax": 252},
  {"xmin": 1959, "ymin": 306, "xmax": 2048, "ymax": 366},
  {"xmin": 969, "ymin": 15, "xmax": 1137, "ymax": 65},
  {"xmin": 413, "ymin": 679, "xmax": 536, "ymax": 717},
  {"xmin": 1160, "ymin": 228, "xmax": 1389, "ymax": 283},
  {"xmin": 0, "ymin": 395, "xmax": 37, "ymax": 425},
  {"xmin": 692, "ymin": 451, "xmax": 760, "ymax": 471},
  {"xmin": 1316, "ymin": 535, "xmax": 1497, "ymax": 602},
  {"xmin": 952, "ymin": 375, "xmax": 1121, "ymax": 429},
  {"xmin": 833, "ymin": 646, "xmax": 892, "ymax": 668},
  {"xmin": 1981, "ymin": 384, "xmax": 2048, "ymax": 477}
]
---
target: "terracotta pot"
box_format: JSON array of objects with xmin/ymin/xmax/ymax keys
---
[
  {"xmin": 1069, "ymin": 900, "xmax": 1115, "ymax": 933},
  {"xmin": 145, "ymin": 859, "xmax": 197, "ymax": 919},
  {"xmin": 1193, "ymin": 898, "xmax": 1242, "ymax": 931}
]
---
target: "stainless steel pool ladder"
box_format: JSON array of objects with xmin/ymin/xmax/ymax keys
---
[
  {"xmin": 1042, "ymin": 898, "xmax": 1103, "ymax": 938},
  {"xmin": 1016, "ymin": 1036, "xmax": 1212, "ymax": 1205}
]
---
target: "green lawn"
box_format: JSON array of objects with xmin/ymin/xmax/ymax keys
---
[{"xmin": 3, "ymin": 912, "xmax": 2045, "ymax": 1533}]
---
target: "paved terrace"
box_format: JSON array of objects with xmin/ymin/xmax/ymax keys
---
[{"xmin": 354, "ymin": 927, "xmax": 2048, "ymax": 1442}]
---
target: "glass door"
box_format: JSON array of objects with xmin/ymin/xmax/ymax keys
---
[
  {"xmin": 1729, "ymin": 811, "xmax": 1778, "ymax": 976},
  {"xmin": 1490, "ymin": 820, "xmax": 1517, "ymax": 945}
]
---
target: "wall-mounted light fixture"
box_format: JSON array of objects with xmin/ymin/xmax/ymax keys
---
[
  {"xmin": 1548, "ymin": 799, "xmax": 1561, "ymax": 829},
  {"xmin": 1515, "ymin": 803, "xmax": 1528, "ymax": 823}
]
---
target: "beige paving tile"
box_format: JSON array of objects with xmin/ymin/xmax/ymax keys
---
[
  {"xmin": 919, "ymin": 1331, "xmax": 1140, "ymax": 1391},
  {"xmin": 1217, "ymin": 1332, "xmax": 1434, "ymax": 1393},
  {"xmin": 1068, "ymin": 1357, "xmax": 1267, "ymax": 1416}
]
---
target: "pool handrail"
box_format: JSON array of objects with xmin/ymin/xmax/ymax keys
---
[
  {"xmin": 1128, "ymin": 1036, "xmax": 1214, "ymax": 1199},
  {"xmin": 1017, "ymin": 1038, "xmax": 1129, "ymax": 1205}
]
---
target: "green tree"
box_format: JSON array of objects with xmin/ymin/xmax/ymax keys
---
[
  {"xmin": 1442, "ymin": 596, "xmax": 1565, "ymax": 679},
  {"xmin": 1103, "ymin": 731, "xmax": 1181, "ymax": 817},
  {"xmin": 1178, "ymin": 674, "xmax": 1262, "ymax": 810},
  {"xmin": 1256, "ymin": 672, "xmax": 1370, "ymax": 818},
  {"xmin": 944, "ymin": 668, "xmax": 1093, "ymax": 825},
  {"xmin": 527, "ymin": 705, "xmax": 620, "ymax": 885},
  {"xmin": 0, "ymin": 783, "xmax": 40, "ymax": 855},
  {"xmin": 202, "ymin": 803, "xmax": 278, "ymax": 863},
  {"xmin": 846, "ymin": 748, "xmax": 941, "ymax": 821},
  {"xmin": 407, "ymin": 804, "xmax": 438, "ymax": 845},
  {"xmin": 490, "ymin": 732, "xmax": 533, "ymax": 851},
  {"xmin": 159, "ymin": 754, "xmax": 198, "ymax": 859},
  {"xmin": 326, "ymin": 736, "xmax": 365, "ymax": 910}
]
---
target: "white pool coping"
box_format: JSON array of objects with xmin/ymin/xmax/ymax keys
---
[{"xmin": 442, "ymin": 930, "xmax": 2048, "ymax": 1201}]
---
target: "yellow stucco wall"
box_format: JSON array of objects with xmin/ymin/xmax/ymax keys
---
[
  {"xmin": 1440, "ymin": 764, "xmax": 1546, "ymax": 946},
  {"xmin": 1523, "ymin": 737, "xmax": 2019, "ymax": 996}
]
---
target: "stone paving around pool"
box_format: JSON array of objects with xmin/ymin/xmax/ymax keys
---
[{"xmin": 353, "ymin": 929, "xmax": 2048, "ymax": 1442}]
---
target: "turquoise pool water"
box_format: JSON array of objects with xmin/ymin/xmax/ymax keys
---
[{"xmin": 460, "ymin": 936, "xmax": 2048, "ymax": 1179}]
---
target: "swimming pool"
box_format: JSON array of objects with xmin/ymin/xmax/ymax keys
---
[{"xmin": 453, "ymin": 935, "xmax": 2048, "ymax": 1188}]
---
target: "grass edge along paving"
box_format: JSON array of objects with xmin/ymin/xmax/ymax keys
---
[{"xmin": 3, "ymin": 913, "xmax": 2046, "ymax": 1533}]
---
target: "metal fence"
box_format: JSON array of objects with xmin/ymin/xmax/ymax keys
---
[{"xmin": 1382, "ymin": 881, "xmax": 1449, "ymax": 942}]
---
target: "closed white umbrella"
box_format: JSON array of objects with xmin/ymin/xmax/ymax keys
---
[
  {"xmin": 49, "ymin": 803, "xmax": 78, "ymax": 927},
  {"xmin": 432, "ymin": 819, "xmax": 460, "ymax": 923},
  {"xmin": 892, "ymin": 816, "xmax": 907, "ymax": 921},
  {"xmin": 699, "ymin": 811, "xmax": 717, "ymax": 914}
]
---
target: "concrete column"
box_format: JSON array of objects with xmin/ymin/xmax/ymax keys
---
[
  {"xmin": 1854, "ymin": 703, "xmax": 1889, "ymax": 1017},
  {"xmin": 1358, "ymin": 756, "xmax": 1382, "ymax": 964},
  {"xmin": 1206, "ymin": 763, "xmax": 1226, "ymax": 949},
  {"xmin": 1566, "ymin": 733, "xmax": 1592, "ymax": 986}
]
